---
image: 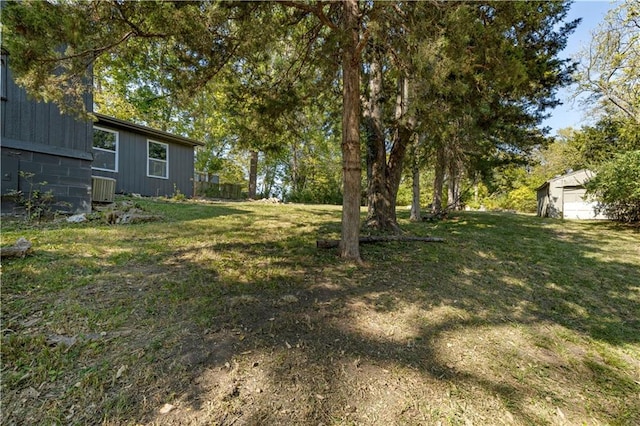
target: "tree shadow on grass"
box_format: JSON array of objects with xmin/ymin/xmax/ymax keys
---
[
  {"xmin": 2, "ymin": 210, "xmax": 638, "ymax": 425},
  {"xmin": 126, "ymin": 211, "xmax": 639, "ymax": 424}
]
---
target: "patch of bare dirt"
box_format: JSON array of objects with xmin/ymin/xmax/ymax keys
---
[{"xmin": 4, "ymin": 256, "xmax": 638, "ymax": 425}]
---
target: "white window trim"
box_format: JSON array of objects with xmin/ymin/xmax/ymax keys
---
[
  {"xmin": 147, "ymin": 139, "xmax": 169, "ymax": 179},
  {"xmin": 92, "ymin": 126, "xmax": 119, "ymax": 172}
]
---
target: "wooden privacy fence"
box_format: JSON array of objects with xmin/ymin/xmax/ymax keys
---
[{"xmin": 196, "ymin": 182, "xmax": 244, "ymax": 199}]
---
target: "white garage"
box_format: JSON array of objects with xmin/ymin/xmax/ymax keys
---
[{"xmin": 537, "ymin": 169, "xmax": 608, "ymax": 220}]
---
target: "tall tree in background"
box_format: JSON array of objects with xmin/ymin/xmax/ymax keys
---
[
  {"xmin": 1, "ymin": 0, "xmax": 579, "ymax": 259},
  {"xmin": 362, "ymin": 2, "xmax": 421, "ymax": 233},
  {"xmin": 574, "ymin": 0, "xmax": 639, "ymax": 123},
  {"xmin": 562, "ymin": 0, "xmax": 640, "ymax": 223},
  {"xmin": 419, "ymin": 1, "xmax": 578, "ymax": 214}
]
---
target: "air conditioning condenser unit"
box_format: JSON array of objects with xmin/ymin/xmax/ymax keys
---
[{"xmin": 92, "ymin": 176, "xmax": 116, "ymax": 203}]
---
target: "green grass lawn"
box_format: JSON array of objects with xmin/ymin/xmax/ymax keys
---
[{"xmin": 2, "ymin": 198, "xmax": 639, "ymax": 425}]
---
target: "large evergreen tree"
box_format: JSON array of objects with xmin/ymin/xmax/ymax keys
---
[
  {"xmin": 1, "ymin": 0, "xmax": 579, "ymax": 259},
  {"xmin": 361, "ymin": 1, "xmax": 578, "ymax": 227}
]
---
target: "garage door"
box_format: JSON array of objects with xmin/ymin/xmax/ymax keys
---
[{"xmin": 563, "ymin": 187, "xmax": 599, "ymax": 219}]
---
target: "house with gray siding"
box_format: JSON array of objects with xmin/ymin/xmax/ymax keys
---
[
  {"xmin": 1, "ymin": 49, "xmax": 94, "ymax": 213},
  {"xmin": 92, "ymin": 114, "xmax": 203, "ymax": 199},
  {"xmin": 1, "ymin": 50, "xmax": 203, "ymax": 214}
]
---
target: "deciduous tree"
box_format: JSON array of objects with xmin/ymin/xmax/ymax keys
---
[{"xmin": 574, "ymin": 0, "xmax": 639, "ymax": 122}]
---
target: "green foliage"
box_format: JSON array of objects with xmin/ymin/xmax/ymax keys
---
[
  {"xmin": 2, "ymin": 0, "xmax": 581, "ymax": 216},
  {"xmin": 570, "ymin": 118, "xmax": 640, "ymax": 167},
  {"xmin": 463, "ymin": 181, "xmax": 490, "ymax": 210},
  {"xmin": 3, "ymin": 1, "xmax": 286, "ymax": 117},
  {"xmin": 286, "ymin": 181, "xmax": 343, "ymax": 205},
  {"xmin": 408, "ymin": 1, "xmax": 578, "ymax": 216},
  {"xmin": 501, "ymin": 186, "xmax": 538, "ymax": 213},
  {"xmin": 531, "ymin": 129, "xmax": 583, "ymax": 178},
  {"xmin": 472, "ymin": 165, "xmax": 540, "ymax": 213},
  {"xmin": 574, "ymin": 0, "xmax": 639, "ymax": 121},
  {"xmin": 587, "ymin": 150, "xmax": 640, "ymax": 223},
  {"xmin": 170, "ymin": 184, "xmax": 186, "ymax": 202}
]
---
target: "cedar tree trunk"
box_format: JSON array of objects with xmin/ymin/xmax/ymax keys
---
[
  {"xmin": 339, "ymin": 0, "xmax": 362, "ymax": 261},
  {"xmin": 432, "ymin": 143, "xmax": 446, "ymax": 213},
  {"xmin": 248, "ymin": 150, "xmax": 258, "ymax": 199},
  {"xmin": 364, "ymin": 49, "xmax": 398, "ymax": 232},
  {"xmin": 365, "ymin": 75, "xmax": 412, "ymax": 233},
  {"xmin": 410, "ymin": 136, "xmax": 421, "ymax": 221}
]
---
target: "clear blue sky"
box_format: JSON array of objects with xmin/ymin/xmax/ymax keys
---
[{"xmin": 539, "ymin": 0, "xmax": 618, "ymax": 136}]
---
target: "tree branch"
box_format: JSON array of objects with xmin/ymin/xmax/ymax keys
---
[
  {"xmin": 277, "ymin": 0, "xmax": 338, "ymax": 30},
  {"xmin": 354, "ymin": 28, "xmax": 370, "ymax": 61}
]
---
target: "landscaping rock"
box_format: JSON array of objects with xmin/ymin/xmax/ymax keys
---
[
  {"xmin": 0, "ymin": 237, "xmax": 32, "ymax": 258},
  {"xmin": 66, "ymin": 213, "xmax": 87, "ymax": 223}
]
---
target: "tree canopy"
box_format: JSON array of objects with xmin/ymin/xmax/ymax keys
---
[
  {"xmin": 574, "ymin": 0, "xmax": 639, "ymax": 123},
  {"xmin": 2, "ymin": 0, "xmax": 585, "ymax": 255}
]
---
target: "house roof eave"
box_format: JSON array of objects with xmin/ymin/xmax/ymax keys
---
[
  {"xmin": 538, "ymin": 169, "xmax": 596, "ymax": 190},
  {"xmin": 95, "ymin": 113, "xmax": 205, "ymax": 147}
]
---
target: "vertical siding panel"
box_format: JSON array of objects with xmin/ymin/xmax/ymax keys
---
[
  {"xmin": 85, "ymin": 119, "xmax": 93, "ymax": 155},
  {"xmin": 121, "ymin": 131, "xmax": 132, "ymax": 194},
  {"xmin": 64, "ymin": 112, "xmax": 75, "ymax": 150},
  {"xmin": 3, "ymin": 66, "xmax": 20, "ymax": 140},
  {"xmin": 143, "ymin": 135, "xmax": 151, "ymax": 196},
  {"xmin": 172, "ymin": 145, "xmax": 191, "ymax": 196},
  {"xmin": 33, "ymin": 101, "xmax": 47, "ymax": 145},
  {"xmin": 127, "ymin": 132, "xmax": 137, "ymax": 194},
  {"xmin": 0, "ymin": 100, "xmax": 5, "ymax": 138},
  {"xmin": 49, "ymin": 104, "xmax": 62, "ymax": 147},
  {"xmin": 133, "ymin": 132, "xmax": 143, "ymax": 195},
  {"xmin": 1, "ymin": 99, "xmax": 8, "ymax": 140},
  {"xmin": 48, "ymin": 104, "xmax": 60, "ymax": 146},
  {"xmin": 5, "ymin": 95, "xmax": 19, "ymax": 139},
  {"xmin": 2, "ymin": 58, "xmax": 94, "ymax": 213},
  {"xmin": 122, "ymin": 131, "xmax": 131, "ymax": 194},
  {"xmin": 121, "ymin": 131, "xmax": 130, "ymax": 194},
  {"xmin": 134, "ymin": 133, "xmax": 145, "ymax": 195},
  {"xmin": 81, "ymin": 92, "xmax": 93, "ymax": 153},
  {"xmin": 17, "ymin": 81, "xmax": 30, "ymax": 142}
]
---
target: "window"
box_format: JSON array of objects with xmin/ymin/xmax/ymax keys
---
[
  {"xmin": 147, "ymin": 140, "xmax": 168, "ymax": 179},
  {"xmin": 92, "ymin": 127, "xmax": 118, "ymax": 172}
]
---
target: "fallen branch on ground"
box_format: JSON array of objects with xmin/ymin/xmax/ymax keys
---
[{"xmin": 316, "ymin": 235, "xmax": 444, "ymax": 249}]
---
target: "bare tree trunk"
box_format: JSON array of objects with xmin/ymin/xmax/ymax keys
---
[
  {"xmin": 410, "ymin": 135, "xmax": 421, "ymax": 221},
  {"xmin": 365, "ymin": 73, "xmax": 414, "ymax": 233},
  {"xmin": 433, "ymin": 143, "xmax": 446, "ymax": 213},
  {"xmin": 290, "ymin": 140, "xmax": 300, "ymax": 194},
  {"xmin": 447, "ymin": 146, "xmax": 462, "ymax": 210},
  {"xmin": 447, "ymin": 166, "xmax": 456, "ymax": 210},
  {"xmin": 365, "ymin": 46, "xmax": 397, "ymax": 231},
  {"xmin": 386, "ymin": 76, "xmax": 412, "ymax": 223},
  {"xmin": 248, "ymin": 150, "xmax": 258, "ymax": 199},
  {"xmin": 340, "ymin": 0, "xmax": 362, "ymax": 261}
]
